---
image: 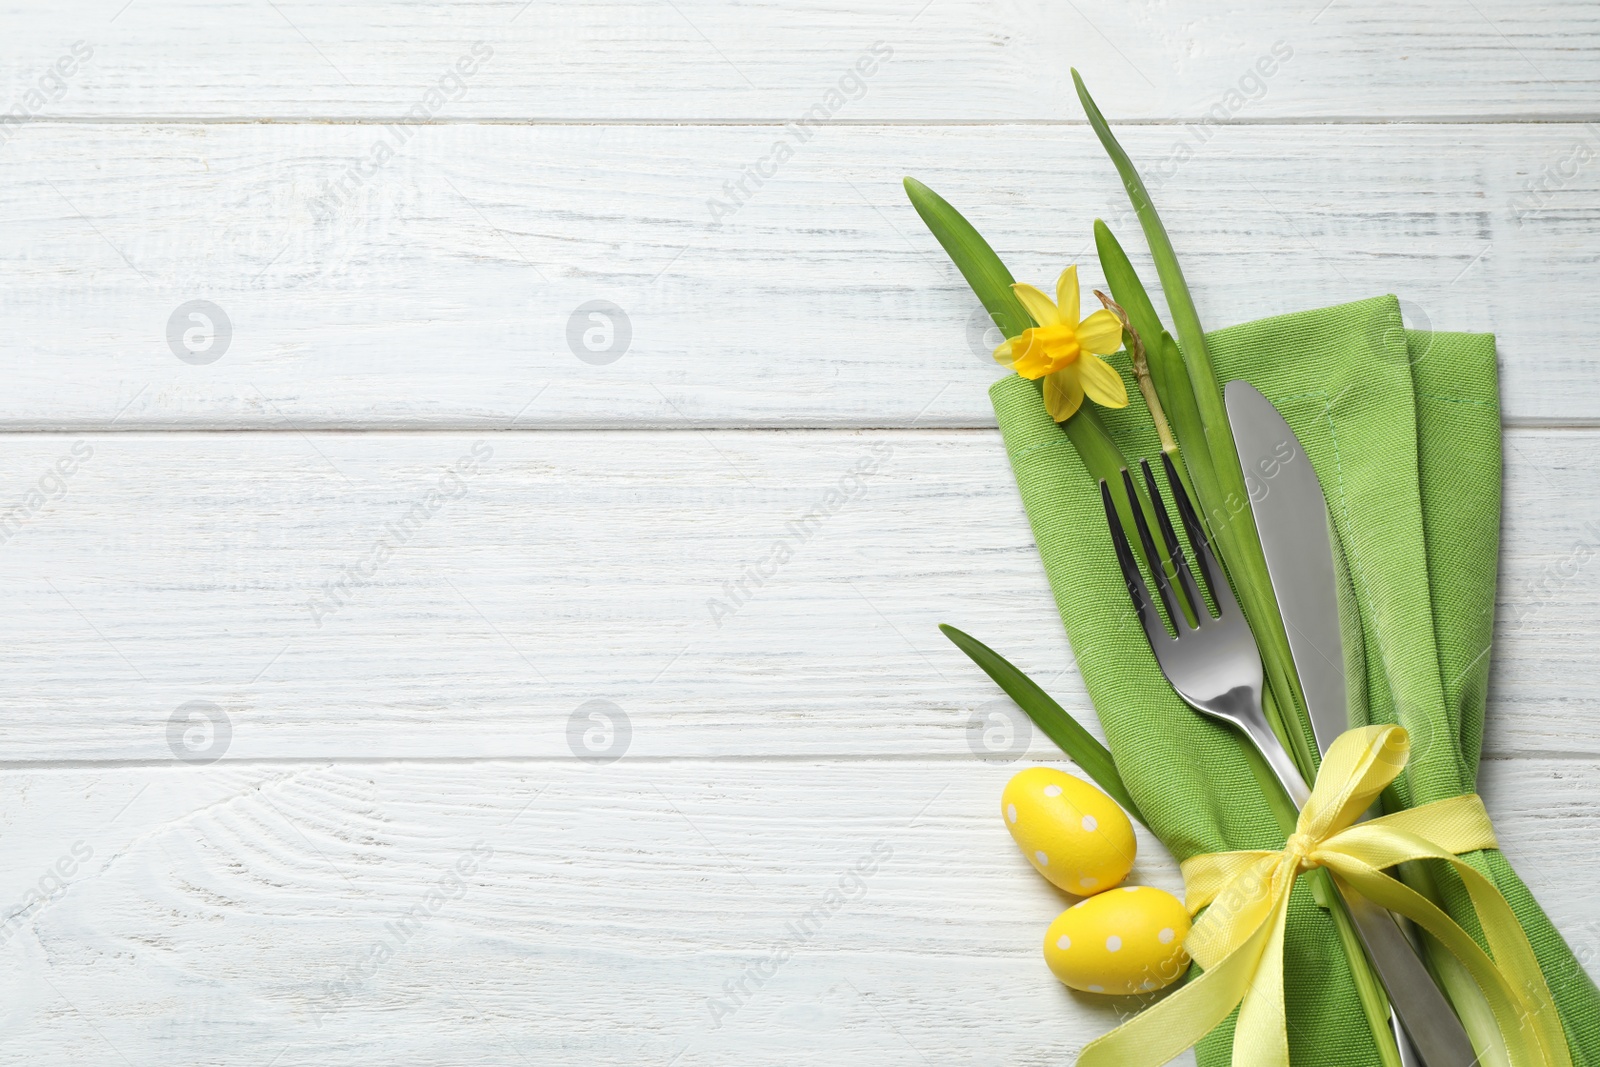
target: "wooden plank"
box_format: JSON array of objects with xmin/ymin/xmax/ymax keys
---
[
  {"xmin": 2, "ymin": 1, "xmax": 1598, "ymax": 121},
  {"xmin": 1, "ymin": 121, "xmax": 1597, "ymax": 430},
  {"xmin": 0, "ymin": 427, "xmax": 1591, "ymax": 761},
  {"xmin": 0, "ymin": 757, "xmax": 1590, "ymax": 1064}
]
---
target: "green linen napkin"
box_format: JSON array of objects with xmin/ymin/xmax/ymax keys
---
[{"xmin": 989, "ymin": 294, "xmax": 1599, "ymax": 1066}]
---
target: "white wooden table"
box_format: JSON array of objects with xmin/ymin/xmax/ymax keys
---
[{"xmin": 1, "ymin": 2, "xmax": 1596, "ymax": 1063}]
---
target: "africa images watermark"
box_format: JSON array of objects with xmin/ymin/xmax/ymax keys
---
[
  {"xmin": 704, "ymin": 839, "xmax": 893, "ymax": 1028},
  {"xmin": 706, "ymin": 440, "xmax": 893, "ymax": 628},
  {"xmin": 0, "ymin": 841, "xmax": 95, "ymax": 949},
  {"xmin": 1509, "ymin": 124, "xmax": 1600, "ymax": 227},
  {"xmin": 309, "ymin": 41, "xmax": 495, "ymax": 221},
  {"xmin": 0, "ymin": 440, "xmax": 94, "ymax": 547},
  {"xmin": 306, "ymin": 440, "xmax": 493, "ymax": 627},
  {"xmin": 312, "ymin": 840, "xmax": 495, "ymax": 1024},
  {"xmin": 706, "ymin": 41, "xmax": 894, "ymax": 227},
  {"xmin": 0, "ymin": 40, "xmax": 94, "ymax": 150},
  {"xmin": 1506, "ymin": 519, "xmax": 1600, "ymax": 633},
  {"xmin": 1105, "ymin": 41, "xmax": 1294, "ymax": 230}
]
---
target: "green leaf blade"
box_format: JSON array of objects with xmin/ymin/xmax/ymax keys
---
[
  {"xmin": 1092, "ymin": 218, "xmax": 1166, "ymax": 349},
  {"xmin": 902, "ymin": 176, "xmax": 1032, "ymax": 341},
  {"xmin": 940, "ymin": 623, "xmax": 1146, "ymax": 827}
]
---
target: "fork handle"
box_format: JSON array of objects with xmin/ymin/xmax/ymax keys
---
[{"xmin": 1237, "ymin": 717, "xmax": 1313, "ymax": 807}]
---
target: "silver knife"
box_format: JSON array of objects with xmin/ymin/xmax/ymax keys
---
[
  {"xmin": 1225, "ymin": 381, "xmax": 1358, "ymax": 753},
  {"xmin": 1226, "ymin": 380, "xmax": 1478, "ymax": 1067}
]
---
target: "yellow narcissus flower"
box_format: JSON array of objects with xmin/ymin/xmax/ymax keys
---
[{"xmin": 992, "ymin": 265, "xmax": 1129, "ymax": 422}]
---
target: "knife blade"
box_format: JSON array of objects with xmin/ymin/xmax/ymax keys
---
[
  {"xmin": 1224, "ymin": 379, "xmax": 1358, "ymax": 752},
  {"xmin": 1225, "ymin": 379, "xmax": 1479, "ymax": 1067}
]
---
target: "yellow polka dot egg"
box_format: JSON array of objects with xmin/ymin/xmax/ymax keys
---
[
  {"xmin": 1044, "ymin": 886, "xmax": 1192, "ymax": 994},
  {"xmin": 1001, "ymin": 767, "xmax": 1136, "ymax": 895}
]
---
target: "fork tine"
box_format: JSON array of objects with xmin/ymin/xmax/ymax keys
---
[
  {"xmin": 1139, "ymin": 458, "xmax": 1207, "ymax": 624},
  {"xmin": 1162, "ymin": 451, "xmax": 1243, "ymax": 620},
  {"xmin": 1121, "ymin": 467, "xmax": 1184, "ymax": 633},
  {"xmin": 1099, "ymin": 479, "xmax": 1167, "ymax": 649}
]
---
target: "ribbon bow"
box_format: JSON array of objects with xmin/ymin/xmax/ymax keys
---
[{"xmin": 1078, "ymin": 725, "xmax": 1572, "ymax": 1067}]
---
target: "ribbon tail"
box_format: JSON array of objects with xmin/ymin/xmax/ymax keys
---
[
  {"xmin": 1077, "ymin": 898, "xmax": 1283, "ymax": 1067},
  {"xmin": 1229, "ymin": 880, "xmax": 1294, "ymax": 1067},
  {"xmin": 1323, "ymin": 851, "xmax": 1571, "ymax": 1067}
]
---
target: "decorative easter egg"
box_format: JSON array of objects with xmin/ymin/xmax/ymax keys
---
[
  {"xmin": 1001, "ymin": 766, "xmax": 1136, "ymax": 895},
  {"xmin": 1043, "ymin": 886, "xmax": 1192, "ymax": 994}
]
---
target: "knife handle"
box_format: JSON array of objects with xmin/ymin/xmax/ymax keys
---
[{"xmin": 1338, "ymin": 884, "xmax": 1479, "ymax": 1067}]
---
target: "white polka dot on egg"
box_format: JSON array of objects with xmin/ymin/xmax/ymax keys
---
[
  {"xmin": 1057, "ymin": 935, "xmax": 1071, "ymax": 950},
  {"xmin": 1088, "ymin": 984, "xmax": 1104, "ymax": 993},
  {"xmin": 1106, "ymin": 935, "xmax": 1122, "ymax": 952},
  {"xmin": 1043, "ymin": 784, "xmax": 1062, "ymax": 797},
  {"xmin": 1159, "ymin": 927, "xmax": 1175, "ymax": 944},
  {"xmin": 1035, "ymin": 851, "xmax": 1049, "ymax": 866},
  {"xmin": 1007, "ymin": 803, "xmax": 1017, "ymax": 824},
  {"xmin": 1081, "ymin": 814, "xmax": 1098, "ymax": 831},
  {"xmin": 1079, "ymin": 876, "xmax": 1097, "ymax": 889}
]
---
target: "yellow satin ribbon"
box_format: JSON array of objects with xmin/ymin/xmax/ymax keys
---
[{"xmin": 1078, "ymin": 725, "xmax": 1572, "ymax": 1067}]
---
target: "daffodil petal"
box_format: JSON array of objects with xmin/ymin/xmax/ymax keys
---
[
  {"xmin": 1055, "ymin": 265, "xmax": 1080, "ymax": 322},
  {"xmin": 992, "ymin": 338, "xmax": 1016, "ymax": 365},
  {"xmin": 1012, "ymin": 283, "xmax": 1063, "ymax": 328},
  {"xmin": 1077, "ymin": 308, "xmax": 1124, "ymax": 356},
  {"xmin": 1043, "ymin": 368, "xmax": 1085, "ymax": 422},
  {"xmin": 1079, "ymin": 353, "xmax": 1130, "ymax": 408}
]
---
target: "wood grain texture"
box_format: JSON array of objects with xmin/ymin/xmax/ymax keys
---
[
  {"xmin": 1, "ymin": 0, "xmax": 1597, "ymax": 120},
  {"xmin": 0, "ymin": 427, "xmax": 1591, "ymax": 762},
  {"xmin": 0, "ymin": 121, "xmax": 1597, "ymax": 429},
  {"xmin": 0, "ymin": 757, "xmax": 1593, "ymax": 1066},
  {"xmin": 1, "ymin": 2, "xmax": 1597, "ymax": 1061}
]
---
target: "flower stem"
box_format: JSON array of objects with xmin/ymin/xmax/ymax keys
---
[{"xmin": 1095, "ymin": 290, "xmax": 1178, "ymax": 454}]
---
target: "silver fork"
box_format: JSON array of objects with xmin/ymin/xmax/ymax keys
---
[{"xmin": 1099, "ymin": 454, "xmax": 1477, "ymax": 1067}]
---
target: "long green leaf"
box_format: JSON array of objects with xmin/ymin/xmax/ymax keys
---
[
  {"xmin": 903, "ymin": 177, "xmax": 1031, "ymax": 340},
  {"xmin": 1091, "ymin": 219, "xmax": 1167, "ymax": 353},
  {"xmin": 1072, "ymin": 71, "xmax": 1217, "ymax": 425},
  {"xmin": 1071, "ymin": 70, "xmax": 1318, "ymax": 780},
  {"xmin": 940, "ymin": 623, "xmax": 1146, "ymax": 826}
]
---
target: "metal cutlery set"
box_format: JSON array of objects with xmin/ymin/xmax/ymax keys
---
[{"xmin": 1097, "ymin": 381, "xmax": 1476, "ymax": 1067}]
